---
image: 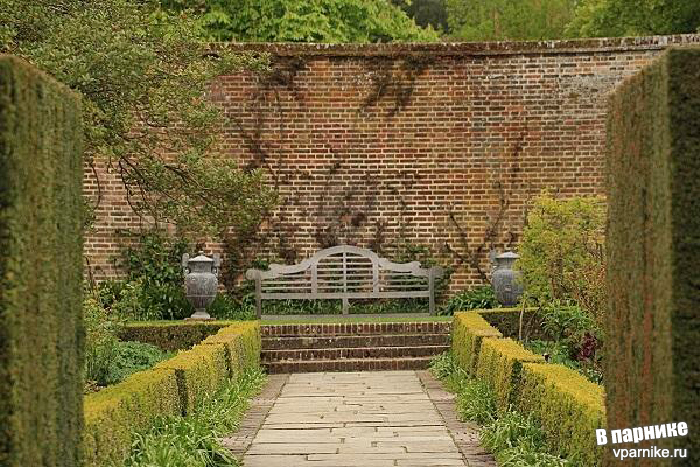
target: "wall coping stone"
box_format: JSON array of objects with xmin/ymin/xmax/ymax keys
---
[{"xmin": 210, "ymin": 34, "xmax": 700, "ymax": 57}]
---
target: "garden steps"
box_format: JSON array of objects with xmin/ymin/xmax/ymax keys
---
[
  {"xmin": 261, "ymin": 321, "xmax": 451, "ymax": 374},
  {"xmin": 263, "ymin": 345, "xmax": 450, "ymax": 361},
  {"xmin": 262, "ymin": 334, "xmax": 450, "ymax": 350}
]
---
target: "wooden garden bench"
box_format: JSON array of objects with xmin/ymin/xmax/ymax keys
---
[{"xmin": 245, "ymin": 245, "xmax": 444, "ymax": 318}]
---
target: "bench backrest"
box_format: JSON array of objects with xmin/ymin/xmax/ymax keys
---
[{"xmin": 245, "ymin": 245, "xmax": 443, "ymax": 317}]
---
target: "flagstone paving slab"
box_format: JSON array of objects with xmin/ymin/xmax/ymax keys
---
[{"xmin": 227, "ymin": 370, "xmax": 497, "ymax": 466}]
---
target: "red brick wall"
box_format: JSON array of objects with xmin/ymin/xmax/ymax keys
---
[{"xmin": 83, "ymin": 35, "xmax": 700, "ymax": 292}]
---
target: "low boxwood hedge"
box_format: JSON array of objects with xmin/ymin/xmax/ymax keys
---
[
  {"xmin": 453, "ymin": 312, "xmax": 502, "ymax": 376},
  {"xmin": 154, "ymin": 343, "xmax": 229, "ymax": 416},
  {"xmin": 83, "ymin": 322, "xmax": 261, "ymax": 466},
  {"xmin": 518, "ymin": 363, "xmax": 606, "ymax": 467},
  {"xmin": 475, "ymin": 337, "xmax": 544, "ymax": 414},
  {"xmin": 83, "ymin": 368, "xmax": 180, "ymax": 466},
  {"xmin": 451, "ymin": 310, "xmax": 605, "ymax": 466},
  {"xmin": 200, "ymin": 323, "xmax": 261, "ymax": 379},
  {"xmin": 119, "ymin": 321, "xmax": 242, "ymax": 351}
]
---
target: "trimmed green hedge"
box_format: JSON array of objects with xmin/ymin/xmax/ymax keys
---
[
  {"xmin": 452, "ymin": 312, "xmax": 502, "ymax": 375},
  {"xmin": 83, "ymin": 368, "xmax": 180, "ymax": 467},
  {"xmin": 200, "ymin": 323, "xmax": 261, "ymax": 379},
  {"xmin": 451, "ymin": 309, "xmax": 605, "ymax": 465},
  {"xmin": 518, "ymin": 363, "xmax": 605, "ymax": 467},
  {"xmin": 154, "ymin": 343, "xmax": 229, "ymax": 416},
  {"xmin": 119, "ymin": 321, "xmax": 242, "ymax": 352},
  {"xmin": 0, "ymin": 56, "xmax": 83, "ymax": 467},
  {"xmin": 83, "ymin": 322, "xmax": 261, "ymax": 466},
  {"xmin": 606, "ymin": 47, "xmax": 700, "ymax": 466},
  {"xmin": 475, "ymin": 337, "xmax": 544, "ymax": 414}
]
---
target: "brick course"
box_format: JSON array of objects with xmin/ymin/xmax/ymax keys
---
[{"xmin": 83, "ymin": 34, "xmax": 700, "ymax": 292}]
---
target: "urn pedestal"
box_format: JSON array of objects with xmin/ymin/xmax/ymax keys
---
[
  {"xmin": 182, "ymin": 251, "xmax": 220, "ymax": 320},
  {"xmin": 491, "ymin": 251, "xmax": 524, "ymax": 307}
]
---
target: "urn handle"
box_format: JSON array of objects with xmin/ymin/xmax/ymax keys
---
[
  {"xmin": 212, "ymin": 253, "xmax": 220, "ymax": 277},
  {"xmin": 182, "ymin": 253, "xmax": 190, "ymax": 276}
]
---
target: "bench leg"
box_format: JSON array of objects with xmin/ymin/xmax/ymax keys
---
[
  {"xmin": 342, "ymin": 298, "xmax": 349, "ymax": 315},
  {"xmin": 255, "ymin": 278, "xmax": 262, "ymax": 319}
]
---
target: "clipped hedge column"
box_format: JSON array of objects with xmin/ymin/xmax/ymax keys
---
[
  {"xmin": 606, "ymin": 47, "xmax": 700, "ymax": 466},
  {"xmin": 0, "ymin": 56, "xmax": 83, "ymax": 467}
]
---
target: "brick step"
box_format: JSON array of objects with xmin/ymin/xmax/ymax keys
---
[
  {"xmin": 261, "ymin": 321, "xmax": 451, "ymax": 337},
  {"xmin": 263, "ymin": 356, "xmax": 435, "ymax": 374},
  {"xmin": 262, "ymin": 333, "xmax": 450, "ymax": 350},
  {"xmin": 262, "ymin": 345, "xmax": 449, "ymax": 362}
]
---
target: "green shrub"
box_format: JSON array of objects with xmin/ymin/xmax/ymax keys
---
[
  {"xmin": 84, "ymin": 294, "xmax": 121, "ymax": 387},
  {"xmin": 205, "ymin": 292, "xmax": 256, "ymax": 320},
  {"xmin": 476, "ymin": 338, "xmax": 544, "ymax": 414},
  {"xmin": 452, "ymin": 312, "xmax": 503, "ymax": 375},
  {"xmin": 101, "ymin": 341, "xmax": 172, "ymax": 386},
  {"xmin": 104, "ymin": 231, "xmax": 194, "ymax": 321},
  {"xmin": 441, "ymin": 285, "xmax": 498, "ymax": 315},
  {"xmin": 119, "ymin": 321, "xmax": 246, "ymax": 352},
  {"xmin": 525, "ymin": 340, "xmax": 603, "ymax": 385},
  {"xmin": 539, "ymin": 301, "xmax": 603, "ymax": 383},
  {"xmin": 540, "ymin": 302, "xmax": 596, "ymax": 342},
  {"xmin": 517, "ymin": 192, "xmax": 607, "ymax": 326},
  {"xmin": 518, "ymin": 363, "xmax": 605, "ymax": 467},
  {"xmin": 0, "ymin": 56, "xmax": 84, "ymax": 467}
]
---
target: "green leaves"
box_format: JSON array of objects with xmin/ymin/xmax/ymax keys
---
[
  {"xmin": 517, "ymin": 192, "xmax": 607, "ymax": 325},
  {"xmin": 444, "ymin": 0, "xmax": 699, "ymax": 41},
  {"xmin": 446, "ymin": 0, "xmax": 578, "ymax": 41},
  {"xmin": 565, "ymin": 0, "xmax": 700, "ymax": 37},
  {"xmin": 3, "ymin": 0, "xmax": 276, "ymax": 236},
  {"xmin": 161, "ymin": 0, "xmax": 441, "ymax": 43},
  {"xmin": 441, "ymin": 286, "xmax": 498, "ymax": 315}
]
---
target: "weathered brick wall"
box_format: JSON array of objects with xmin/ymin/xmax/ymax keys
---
[{"xmin": 83, "ymin": 35, "xmax": 700, "ymax": 292}]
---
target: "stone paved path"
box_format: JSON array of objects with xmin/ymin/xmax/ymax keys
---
[{"xmin": 229, "ymin": 370, "xmax": 496, "ymax": 467}]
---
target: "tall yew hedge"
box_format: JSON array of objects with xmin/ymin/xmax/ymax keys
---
[
  {"xmin": 606, "ymin": 47, "xmax": 700, "ymax": 466},
  {"xmin": 0, "ymin": 56, "xmax": 83, "ymax": 467}
]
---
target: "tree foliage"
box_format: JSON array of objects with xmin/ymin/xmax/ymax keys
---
[
  {"xmin": 0, "ymin": 0, "xmax": 277, "ymax": 236},
  {"xmin": 161, "ymin": 0, "xmax": 440, "ymax": 42},
  {"xmin": 393, "ymin": 0, "xmax": 450, "ymax": 34},
  {"xmin": 446, "ymin": 0, "xmax": 577, "ymax": 41},
  {"xmin": 516, "ymin": 193, "xmax": 607, "ymax": 326},
  {"xmin": 444, "ymin": 0, "xmax": 699, "ymax": 41},
  {"xmin": 565, "ymin": 0, "xmax": 700, "ymax": 37}
]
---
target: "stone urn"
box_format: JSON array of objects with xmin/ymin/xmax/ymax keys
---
[
  {"xmin": 182, "ymin": 251, "xmax": 220, "ymax": 320},
  {"xmin": 491, "ymin": 251, "xmax": 524, "ymax": 307}
]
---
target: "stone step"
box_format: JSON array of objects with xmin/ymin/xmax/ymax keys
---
[
  {"xmin": 261, "ymin": 321, "xmax": 451, "ymax": 337},
  {"xmin": 262, "ymin": 345, "xmax": 449, "ymax": 362},
  {"xmin": 262, "ymin": 333, "xmax": 450, "ymax": 350},
  {"xmin": 263, "ymin": 356, "xmax": 435, "ymax": 374}
]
